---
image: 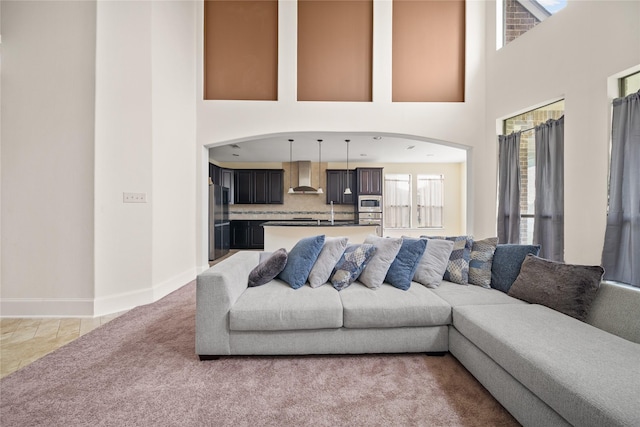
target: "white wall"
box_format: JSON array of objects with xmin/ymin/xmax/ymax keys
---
[
  {"xmin": 482, "ymin": 0, "xmax": 640, "ymax": 264},
  {"xmin": 94, "ymin": 0, "xmax": 154, "ymax": 313},
  {"xmin": 150, "ymin": 1, "xmax": 198, "ymax": 300},
  {"xmin": 94, "ymin": 0, "xmax": 198, "ymax": 315},
  {"xmin": 196, "ymin": 0, "xmax": 487, "ymax": 268},
  {"xmin": 1, "ymin": 1, "xmax": 97, "ymax": 315},
  {"xmin": 1, "ymin": 0, "xmax": 197, "ymax": 317}
]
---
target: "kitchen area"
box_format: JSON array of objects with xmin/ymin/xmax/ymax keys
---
[{"xmin": 207, "ymin": 158, "xmax": 384, "ymax": 259}]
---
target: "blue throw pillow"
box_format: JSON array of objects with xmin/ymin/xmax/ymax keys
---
[
  {"xmin": 331, "ymin": 244, "xmax": 376, "ymax": 291},
  {"xmin": 278, "ymin": 235, "xmax": 325, "ymax": 289},
  {"xmin": 385, "ymin": 238, "xmax": 428, "ymax": 290},
  {"xmin": 491, "ymin": 244, "xmax": 541, "ymax": 293}
]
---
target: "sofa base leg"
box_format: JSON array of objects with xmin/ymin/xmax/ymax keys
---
[
  {"xmin": 425, "ymin": 351, "xmax": 447, "ymax": 357},
  {"xmin": 199, "ymin": 355, "xmax": 220, "ymax": 361}
]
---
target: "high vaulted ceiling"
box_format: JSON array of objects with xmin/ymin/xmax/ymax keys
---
[{"xmin": 208, "ymin": 132, "xmax": 468, "ymax": 164}]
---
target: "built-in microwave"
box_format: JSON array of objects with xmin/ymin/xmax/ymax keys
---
[{"xmin": 358, "ymin": 195, "xmax": 382, "ymax": 212}]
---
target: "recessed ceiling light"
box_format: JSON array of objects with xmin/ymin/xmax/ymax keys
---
[
  {"xmin": 230, "ymin": 144, "xmax": 241, "ymax": 149},
  {"xmin": 232, "ymin": 153, "xmax": 240, "ymax": 157},
  {"xmin": 426, "ymin": 153, "xmax": 435, "ymax": 157},
  {"xmin": 407, "ymin": 145, "xmax": 415, "ymax": 150},
  {"xmin": 360, "ymin": 153, "xmax": 367, "ymax": 157},
  {"xmin": 372, "ymin": 136, "xmax": 382, "ymax": 140}
]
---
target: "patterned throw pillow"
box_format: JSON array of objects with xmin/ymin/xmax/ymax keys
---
[
  {"xmin": 468, "ymin": 237, "xmax": 498, "ymax": 288},
  {"xmin": 423, "ymin": 235, "xmax": 473, "ymax": 285},
  {"xmin": 331, "ymin": 244, "xmax": 377, "ymax": 291}
]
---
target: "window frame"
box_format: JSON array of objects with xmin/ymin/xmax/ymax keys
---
[{"xmin": 416, "ymin": 174, "xmax": 445, "ymax": 229}]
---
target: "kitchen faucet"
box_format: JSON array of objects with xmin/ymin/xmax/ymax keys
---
[{"xmin": 330, "ymin": 201, "xmax": 335, "ymax": 225}]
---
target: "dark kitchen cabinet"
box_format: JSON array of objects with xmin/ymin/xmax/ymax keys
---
[
  {"xmin": 234, "ymin": 169, "xmax": 283, "ymax": 204},
  {"xmin": 267, "ymin": 170, "xmax": 284, "ymax": 204},
  {"xmin": 357, "ymin": 168, "xmax": 383, "ymax": 195},
  {"xmin": 221, "ymin": 168, "xmax": 234, "ymax": 204},
  {"xmin": 234, "ymin": 170, "xmax": 254, "ymax": 204},
  {"xmin": 230, "ymin": 220, "xmax": 266, "ymax": 249},
  {"xmin": 326, "ymin": 169, "xmax": 355, "ymax": 205}
]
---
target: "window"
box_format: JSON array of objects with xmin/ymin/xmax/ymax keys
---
[
  {"xmin": 384, "ymin": 174, "xmax": 411, "ymax": 228},
  {"xmin": 417, "ymin": 175, "xmax": 444, "ymax": 228},
  {"xmin": 498, "ymin": 0, "xmax": 567, "ymax": 48},
  {"xmin": 621, "ymin": 71, "xmax": 640, "ymax": 97},
  {"xmin": 504, "ymin": 100, "xmax": 564, "ymax": 244}
]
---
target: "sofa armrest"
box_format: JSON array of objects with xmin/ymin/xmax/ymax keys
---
[{"xmin": 196, "ymin": 251, "xmax": 260, "ymax": 356}]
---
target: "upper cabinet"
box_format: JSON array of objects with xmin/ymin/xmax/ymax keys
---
[
  {"xmin": 210, "ymin": 163, "xmax": 235, "ymax": 204},
  {"xmin": 356, "ymin": 168, "xmax": 383, "ymax": 195},
  {"xmin": 234, "ymin": 169, "xmax": 284, "ymax": 204},
  {"xmin": 326, "ymin": 169, "xmax": 355, "ymax": 205}
]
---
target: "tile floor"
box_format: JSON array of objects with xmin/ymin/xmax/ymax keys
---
[
  {"xmin": 0, "ymin": 313, "xmax": 126, "ymax": 379},
  {"xmin": 0, "ymin": 250, "xmax": 240, "ymax": 379}
]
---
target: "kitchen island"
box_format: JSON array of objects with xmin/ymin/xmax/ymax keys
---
[{"xmin": 262, "ymin": 221, "xmax": 380, "ymax": 251}]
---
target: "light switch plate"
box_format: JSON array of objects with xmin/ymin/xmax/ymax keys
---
[{"xmin": 123, "ymin": 192, "xmax": 147, "ymax": 203}]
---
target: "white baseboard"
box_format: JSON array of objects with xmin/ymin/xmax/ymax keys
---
[
  {"xmin": 1, "ymin": 268, "xmax": 198, "ymax": 318},
  {"xmin": 0, "ymin": 298, "xmax": 95, "ymax": 318}
]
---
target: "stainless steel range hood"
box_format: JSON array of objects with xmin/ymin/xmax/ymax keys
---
[{"xmin": 292, "ymin": 161, "xmax": 319, "ymax": 193}]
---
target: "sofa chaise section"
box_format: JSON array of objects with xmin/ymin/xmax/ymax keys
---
[{"xmin": 451, "ymin": 303, "xmax": 640, "ymax": 427}]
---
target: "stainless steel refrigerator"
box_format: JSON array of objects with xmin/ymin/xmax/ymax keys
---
[{"xmin": 209, "ymin": 183, "xmax": 230, "ymax": 261}]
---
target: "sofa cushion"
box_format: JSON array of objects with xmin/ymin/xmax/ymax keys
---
[
  {"xmin": 424, "ymin": 235, "xmax": 473, "ymax": 285},
  {"xmin": 358, "ymin": 235, "xmax": 403, "ymax": 289},
  {"xmin": 430, "ymin": 280, "xmax": 526, "ymax": 307},
  {"xmin": 469, "ymin": 237, "xmax": 498, "ymax": 288},
  {"xmin": 491, "ymin": 244, "xmax": 540, "ymax": 292},
  {"xmin": 453, "ymin": 304, "xmax": 640, "ymax": 427},
  {"xmin": 339, "ymin": 282, "xmax": 451, "ymax": 328},
  {"xmin": 248, "ymin": 248, "xmax": 288, "ymax": 287},
  {"xmin": 508, "ymin": 254, "xmax": 604, "ymax": 321},
  {"xmin": 278, "ymin": 234, "xmax": 325, "ymax": 289},
  {"xmin": 385, "ymin": 237, "xmax": 427, "ymax": 290},
  {"xmin": 308, "ymin": 236, "xmax": 348, "ymax": 288},
  {"xmin": 230, "ymin": 279, "xmax": 343, "ymax": 331},
  {"xmin": 412, "ymin": 238, "xmax": 454, "ymax": 288}
]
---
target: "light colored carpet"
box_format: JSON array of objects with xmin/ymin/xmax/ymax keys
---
[{"xmin": 0, "ymin": 281, "xmax": 519, "ymax": 426}]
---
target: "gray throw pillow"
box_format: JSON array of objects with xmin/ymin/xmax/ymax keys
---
[
  {"xmin": 508, "ymin": 254, "xmax": 604, "ymax": 321},
  {"xmin": 469, "ymin": 237, "xmax": 498, "ymax": 288},
  {"xmin": 412, "ymin": 238, "xmax": 455, "ymax": 288},
  {"xmin": 308, "ymin": 236, "xmax": 349, "ymax": 288},
  {"xmin": 248, "ymin": 248, "xmax": 288, "ymax": 287},
  {"xmin": 358, "ymin": 235, "xmax": 403, "ymax": 289}
]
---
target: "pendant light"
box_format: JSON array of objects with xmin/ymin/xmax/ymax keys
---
[
  {"xmin": 287, "ymin": 139, "xmax": 295, "ymax": 194},
  {"xmin": 316, "ymin": 139, "xmax": 324, "ymax": 194},
  {"xmin": 344, "ymin": 139, "xmax": 352, "ymax": 195}
]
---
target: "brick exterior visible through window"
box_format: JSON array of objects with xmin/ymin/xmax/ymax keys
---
[{"xmin": 504, "ymin": 0, "xmax": 541, "ymax": 44}]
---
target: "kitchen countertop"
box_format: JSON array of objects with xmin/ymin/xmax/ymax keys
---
[{"xmin": 262, "ymin": 220, "xmax": 376, "ymax": 227}]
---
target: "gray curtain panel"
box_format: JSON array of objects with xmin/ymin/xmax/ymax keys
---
[
  {"xmin": 602, "ymin": 90, "xmax": 640, "ymax": 288},
  {"xmin": 497, "ymin": 132, "xmax": 521, "ymax": 244},
  {"xmin": 534, "ymin": 116, "xmax": 565, "ymax": 261}
]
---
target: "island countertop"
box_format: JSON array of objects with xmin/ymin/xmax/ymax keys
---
[
  {"xmin": 262, "ymin": 220, "xmax": 373, "ymax": 227},
  {"xmin": 261, "ymin": 221, "xmax": 380, "ymax": 251}
]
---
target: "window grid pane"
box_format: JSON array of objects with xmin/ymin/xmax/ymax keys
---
[
  {"xmin": 417, "ymin": 175, "xmax": 444, "ymax": 228},
  {"xmin": 384, "ymin": 174, "xmax": 411, "ymax": 228}
]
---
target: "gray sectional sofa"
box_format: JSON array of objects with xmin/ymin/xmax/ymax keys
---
[{"xmin": 196, "ymin": 250, "xmax": 640, "ymax": 427}]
